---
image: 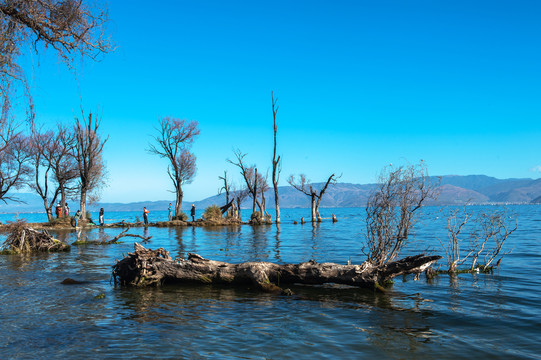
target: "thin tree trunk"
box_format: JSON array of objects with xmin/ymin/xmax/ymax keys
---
[
  {"xmin": 311, "ymin": 193, "xmax": 316, "ymax": 222},
  {"xmin": 176, "ymin": 186, "xmax": 184, "ymax": 217},
  {"xmin": 80, "ymin": 189, "xmax": 87, "ymax": 221},
  {"xmin": 253, "ymin": 168, "xmax": 257, "ymax": 214}
]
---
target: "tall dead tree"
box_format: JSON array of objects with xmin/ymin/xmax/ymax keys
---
[
  {"xmin": 271, "ymin": 92, "xmax": 281, "ymax": 223},
  {"xmin": 74, "ymin": 109, "xmax": 108, "ymax": 221},
  {"xmin": 149, "ymin": 117, "xmax": 199, "ymax": 216},
  {"xmin": 364, "ymin": 162, "xmax": 438, "ymax": 267},
  {"xmin": 218, "ymin": 170, "xmax": 231, "ymax": 204}
]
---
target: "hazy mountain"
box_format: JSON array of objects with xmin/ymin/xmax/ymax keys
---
[{"xmin": 2, "ymin": 175, "xmax": 541, "ymax": 214}]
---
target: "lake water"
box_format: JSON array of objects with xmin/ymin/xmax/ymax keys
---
[{"xmin": 1, "ymin": 206, "xmax": 540, "ymax": 359}]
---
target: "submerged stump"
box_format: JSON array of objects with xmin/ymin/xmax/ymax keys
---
[
  {"xmin": 112, "ymin": 243, "xmax": 441, "ymax": 292},
  {"xmin": 1, "ymin": 223, "xmax": 70, "ymax": 254}
]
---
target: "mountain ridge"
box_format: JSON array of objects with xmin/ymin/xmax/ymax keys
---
[{"xmin": 2, "ymin": 174, "xmax": 541, "ymax": 214}]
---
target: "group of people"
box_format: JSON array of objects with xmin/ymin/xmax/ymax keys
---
[
  {"xmin": 55, "ymin": 202, "xmax": 196, "ymax": 227},
  {"xmin": 142, "ymin": 203, "xmax": 196, "ymax": 225},
  {"xmin": 55, "ymin": 202, "xmax": 70, "ymax": 218}
]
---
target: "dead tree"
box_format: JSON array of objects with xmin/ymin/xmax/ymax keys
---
[
  {"xmin": 470, "ymin": 209, "xmax": 517, "ymax": 272},
  {"xmin": 47, "ymin": 123, "xmax": 78, "ymax": 215},
  {"xmin": 28, "ymin": 127, "xmax": 60, "ymax": 221},
  {"xmin": 218, "ymin": 170, "xmax": 231, "ymax": 204},
  {"xmin": 271, "ymin": 91, "xmax": 282, "ymax": 223},
  {"xmin": 0, "ymin": 116, "xmax": 30, "ymax": 203},
  {"xmin": 227, "ymin": 149, "xmax": 267, "ymax": 220},
  {"xmin": 314, "ymin": 174, "xmax": 338, "ymax": 222},
  {"xmin": 0, "ymin": 0, "xmax": 112, "ymax": 94},
  {"xmin": 288, "ymin": 174, "xmax": 337, "ymax": 222},
  {"xmin": 149, "ymin": 117, "xmax": 199, "ymax": 216},
  {"xmin": 112, "ymin": 243, "xmax": 441, "ymax": 292},
  {"xmin": 364, "ymin": 162, "xmax": 439, "ymax": 267},
  {"xmin": 231, "ymin": 184, "xmax": 249, "ymax": 221},
  {"xmin": 440, "ymin": 206, "xmax": 476, "ymax": 273},
  {"xmin": 74, "ymin": 108, "xmax": 108, "ymax": 221}
]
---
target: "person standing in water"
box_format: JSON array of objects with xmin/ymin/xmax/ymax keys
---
[
  {"xmin": 99, "ymin": 208, "xmax": 105, "ymax": 226},
  {"xmin": 143, "ymin": 207, "xmax": 149, "ymax": 225},
  {"xmin": 190, "ymin": 204, "xmax": 196, "ymax": 222}
]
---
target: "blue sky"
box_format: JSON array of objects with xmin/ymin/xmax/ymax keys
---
[{"xmin": 17, "ymin": 0, "xmax": 541, "ymax": 203}]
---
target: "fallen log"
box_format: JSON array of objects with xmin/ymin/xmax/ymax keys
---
[{"xmin": 112, "ymin": 243, "xmax": 441, "ymax": 292}]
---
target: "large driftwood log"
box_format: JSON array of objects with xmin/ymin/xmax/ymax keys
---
[{"xmin": 112, "ymin": 243, "xmax": 441, "ymax": 292}]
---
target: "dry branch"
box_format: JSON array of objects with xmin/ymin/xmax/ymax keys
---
[
  {"xmin": 109, "ymin": 227, "xmax": 152, "ymax": 244},
  {"xmin": 112, "ymin": 243, "xmax": 441, "ymax": 292}
]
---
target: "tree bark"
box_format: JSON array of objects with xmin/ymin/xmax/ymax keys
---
[
  {"xmin": 310, "ymin": 191, "xmax": 316, "ymax": 222},
  {"xmin": 175, "ymin": 186, "xmax": 184, "ymax": 216},
  {"xmin": 112, "ymin": 243, "xmax": 441, "ymax": 292},
  {"xmin": 80, "ymin": 189, "xmax": 87, "ymax": 221}
]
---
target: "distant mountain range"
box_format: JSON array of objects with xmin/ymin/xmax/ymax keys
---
[{"xmin": 2, "ymin": 175, "xmax": 541, "ymax": 214}]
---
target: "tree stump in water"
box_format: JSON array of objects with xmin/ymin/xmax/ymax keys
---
[
  {"xmin": 112, "ymin": 243, "xmax": 441, "ymax": 292},
  {"xmin": 1, "ymin": 223, "xmax": 70, "ymax": 254}
]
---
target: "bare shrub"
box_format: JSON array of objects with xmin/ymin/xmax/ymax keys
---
[{"xmin": 364, "ymin": 161, "xmax": 438, "ymax": 266}]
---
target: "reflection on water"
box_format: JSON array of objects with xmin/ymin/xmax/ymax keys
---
[{"xmin": 0, "ymin": 206, "xmax": 540, "ymax": 359}]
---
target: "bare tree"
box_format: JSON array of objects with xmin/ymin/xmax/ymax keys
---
[
  {"xmin": 227, "ymin": 149, "xmax": 268, "ymax": 219},
  {"xmin": 288, "ymin": 173, "xmax": 337, "ymax": 222},
  {"xmin": 364, "ymin": 162, "xmax": 438, "ymax": 267},
  {"xmin": 218, "ymin": 170, "xmax": 231, "ymax": 205},
  {"xmin": 439, "ymin": 206, "xmax": 476, "ymax": 273},
  {"xmin": 314, "ymin": 174, "xmax": 338, "ymax": 222},
  {"xmin": 47, "ymin": 123, "xmax": 78, "ymax": 214},
  {"xmin": 230, "ymin": 183, "xmax": 249, "ymax": 221},
  {"xmin": 0, "ymin": 0, "xmax": 112, "ymax": 86},
  {"xmin": 288, "ymin": 174, "xmax": 317, "ymax": 221},
  {"xmin": 74, "ymin": 108, "xmax": 107, "ymax": 221},
  {"xmin": 28, "ymin": 127, "xmax": 59, "ymax": 221},
  {"xmin": 271, "ymin": 91, "xmax": 281, "ymax": 223},
  {"xmin": 470, "ymin": 209, "xmax": 517, "ymax": 272},
  {"xmin": 149, "ymin": 117, "xmax": 199, "ymax": 216},
  {"xmin": 0, "ymin": 119, "xmax": 30, "ymax": 202}
]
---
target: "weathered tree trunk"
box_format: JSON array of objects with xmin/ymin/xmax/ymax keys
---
[
  {"xmin": 310, "ymin": 192, "xmax": 316, "ymax": 222},
  {"xmin": 112, "ymin": 243, "xmax": 441, "ymax": 292},
  {"xmin": 253, "ymin": 168, "xmax": 257, "ymax": 214},
  {"xmin": 43, "ymin": 199, "xmax": 53, "ymax": 222},
  {"xmin": 80, "ymin": 189, "xmax": 87, "ymax": 221},
  {"xmin": 175, "ymin": 186, "xmax": 184, "ymax": 217},
  {"xmin": 236, "ymin": 197, "xmax": 242, "ymax": 220},
  {"xmin": 271, "ymin": 92, "xmax": 281, "ymax": 224}
]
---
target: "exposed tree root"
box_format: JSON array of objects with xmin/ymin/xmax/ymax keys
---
[{"xmin": 1, "ymin": 222, "xmax": 70, "ymax": 254}]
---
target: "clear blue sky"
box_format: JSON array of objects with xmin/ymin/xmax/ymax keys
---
[{"xmin": 17, "ymin": 0, "xmax": 541, "ymax": 203}]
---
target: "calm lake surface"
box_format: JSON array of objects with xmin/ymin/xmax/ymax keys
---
[{"xmin": 1, "ymin": 206, "xmax": 540, "ymax": 359}]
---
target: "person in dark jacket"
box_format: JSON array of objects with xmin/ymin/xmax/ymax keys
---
[
  {"xmin": 190, "ymin": 204, "xmax": 196, "ymax": 222},
  {"xmin": 143, "ymin": 207, "xmax": 149, "ymax": 225},
  {"xmin": 99, "ymin": 208, "xmax": 105, "ymax": 226}
]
